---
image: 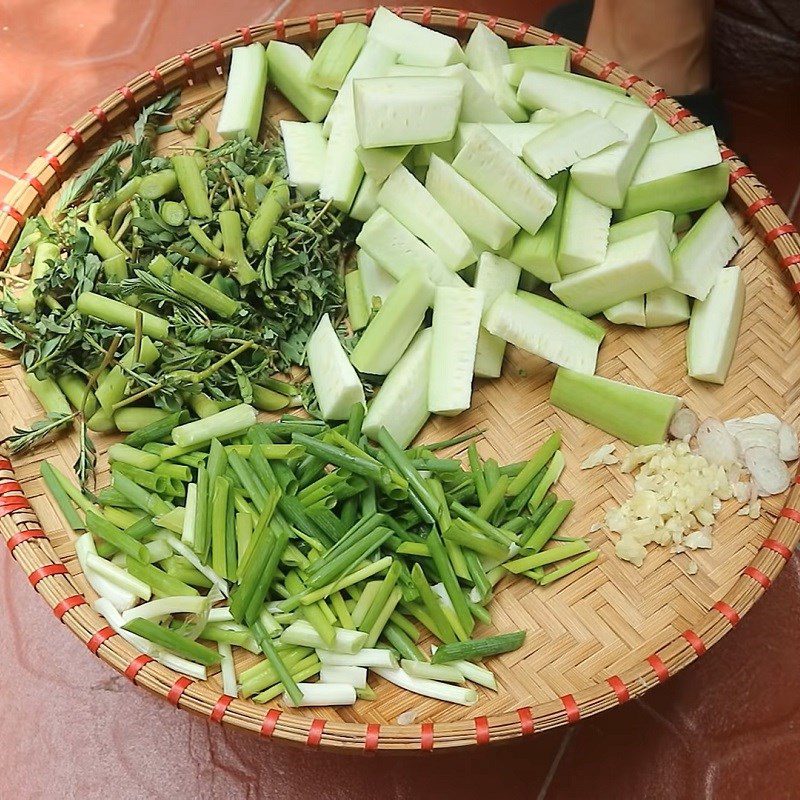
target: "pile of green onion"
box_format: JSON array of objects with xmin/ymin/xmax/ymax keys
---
[{"xmin": 50, "ymin": 402, "xmax": 597, "ymax": 707}]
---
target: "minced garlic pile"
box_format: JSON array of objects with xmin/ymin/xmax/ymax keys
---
[{"xmin": 604, "ymin": 441, "xmax": 733, "ymax": 567}]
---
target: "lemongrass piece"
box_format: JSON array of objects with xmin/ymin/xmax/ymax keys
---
[
  {"xmin": 319, "ymin": 664, "xmax": 368, "ymax": 688},
  {"xmin": 373, "ymin": 667, "xmax": 477, "ymax": 706},
  {"xmin": 279, "ymin": 620, "xmax": 367, "ymax": 653},
  {"xmin": 172, "ymin": 404, "xmax": 257, "ymax": 448},
  {"xmin": 316, "ymin": 648, "xmax": 398, "ymax": 669},
  {"xmin": 401, "ymin": 659, "xmax": 465, "ymax": 684},
  {"xmin": 283, "ymin": 682, "xmax": 357, "ymax": 707},
  {"xmin": 121, "ymin": 595, "xmax": 208, "ymax": 624}
]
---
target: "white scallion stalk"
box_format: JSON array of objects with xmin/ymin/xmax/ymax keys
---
[
  {"xmin": 280, "ymin": 620, "xmax": 367, "ymax": 654},
  {"xmin": 401, "ymin": 659, "xmax": 466, "ymax": 684},
  {"xmin": 155, "ymin": 532, "xmax": 229, "ymax": 597},
  {"xmin": 316, "ymin": 648, "xmax": 398, "ymax": 669},
  {"xmin": 120, "ymin": 595, "xmax": 208, "ymax": 624},
  {"xmin": 85, "ymin": 552, "xmax": 151, "ymax": 601},
  {"xmin": 93, "ymin": 598, "xmax": 208, "ymax": 681},
  {"xmin": 374, "ymin": 667, "xmax": 477, "ymax": 706},
  {"xmin": 430, "ymin": 646, "xmax": 498, "ymax": 691},
  {"xmin": 283, "ymin": 682, "xmax": 357, "ymax": 708},
  {"xmin": 144, "ymin": 538, "xmax": 173, "ymax": 563},
  {"xmin": 207, "ymin": 606, "xmax": 235, "ymax": 623},
  {"xmin": 319, "ymin": 664, "xmax": 368, "ymax": 688},
  {"xmin": 181, "ymin": 483, "xmax": 198, "ymax": 548},
  {"xmin": 75, "ymin": 533, "xmax": 138, "ymax": 613},
  {"xmin": 218, "ymin": 641, "xmax": 239, "ymax": 698},
  {"xmin": 171, "ymin": 404, "xmax": 257, "ymax": 448}
]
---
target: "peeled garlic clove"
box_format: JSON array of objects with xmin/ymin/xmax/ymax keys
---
[
  {"xmin": 669, "ymin": 408, "xmax": 699, "ymax": 441},
  {"xmin": 778, "ymin": 423, "xmax": 799, "ymax": 461},
  {"xmin": 734, "ymin": 426, "xmax": 780, "ymax": 456},
  {"xmin": 744, "ymin": 446, "xmax": 791, "ymax": 496},
  {"xmin": 696, "ymin": 418, "xmax": 739, "ymax": 465}
]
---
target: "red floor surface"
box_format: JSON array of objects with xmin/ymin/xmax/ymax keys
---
[{"xmin": 2, "ymin": 2, "xmax": 799, "ymax": 798}]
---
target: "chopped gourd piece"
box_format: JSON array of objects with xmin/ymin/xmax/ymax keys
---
[
  {"xmin": 472, "ymin": 253, "xmax": 522, "ymax": 378},
  {"xmin": 484, "ymin": 290, "xmax": 605, "ymax": 374},
  {"xmin": 429, "ymin": 287, "xmax": 483, "ymax": 415},
  {"xmin": 349, "ymin": 176, "xmax": 380, "ymax": 222},
  {"xmin": 570, "ymin": 103, "xmax": 656, "ymax": 207},
  {"xmin": 320, "ymin": 103, "xmax": 363, "ymax": 212},
  {"xmin": 630, "ymin": 126, "xmax": 721, "ymax": 186},
  {"xmin": 507, "ymin": 171, "xmax": 568, "ymax": 284},
  {"xmin": 356, "ymin": 144, "xmax": 412, "ymax": 185},
  {"xmin": 455, "ymin": 122, "xmax": 550, "ymax": 157},
  {"xmin": 604, "ymin": 296, "xmax": 646, "ymax": 327},
  {"xmin": 508, "ymin": 44, "xmax": 571, "ymax": 72},
  {"xmin": 425, "ymin": 155, "xmax": 519, "ymax": 251},
  {"xmin": 645, "ymin": 288, "xmax": 691, "ymax": 327},
  {"xmin": 671, "ymin": 201, "xmax": 742, "ymax": 300},
  {"xmin": 307, "ymin": 314, "xmax": 365, "ymax": 420},
  {"xmin": 608, "ymin": 210, "xmax": 674, "ymax": 246},
  {"xmin": 357, "ymin": 249, "xmax": 396, "ymax": 306},
  {"xmin": 368, "ymin": 6, "xmax": 465, "ymax": 67},
  {"xmin": 363, "ymin": 328, "xmax": 432, "ymax": 448},
  {"xmin": 686, "ymin": 267, "xmax": 744, "ymax": 384},
  {"xmin": 517, "ymin": 68, "xmax": 638, "ymax": 115},
  {"xmin": 266, "ymin": 41, "xmax": 335, "ymax": 122},
  {"xmin": 350, "ymin": 270, "xmax": 434, "ymax": 375},
  {"xmin": 616, "ymin": 162, "xmax": 729, "ymax": 220},
  {"xmin": 452, "ymin": 125, "xmax": 557, "ymax": 235},
  {"xmin": 309, "ymin": 23, "xmax": 368, "ymax": 90},
  {"xmin": 280, "ymin": 121, "xmax": 326, "ymax": 197},
  {"xmin": 551, "ymin": 229, "xmax": 673, "ymax": 316},
  {"xmin": 557, "ymin": 179, "xmax": 612, "ymax": 275},
  {"xmin": 551, "ymin": 368, "xmax": 681, "ymax": 445},
  {"xmin": 521, "ymin": 110, "xmax": 627, "ymax": 178},
  {"xmin": 377, "ymin": 165, "xmax": 475, "ymax": 271},
  {"xmin": 353, "ymin": 77, "xmax": 463, "ymax": 148},
  {"xmin": 355, "ymin": 208, "xmax": 467, "ymax": 292},
  {"xmin": 216, "ymin": 44, "xmax": 268, "ymax": 141}
]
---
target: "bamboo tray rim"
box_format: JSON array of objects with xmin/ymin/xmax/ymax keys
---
[{"xmin": 2, "ymin": 6, "xmax": 800, "ymax": 752}]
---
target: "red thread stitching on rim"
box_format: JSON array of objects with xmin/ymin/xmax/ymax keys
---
[
  {"xmin": 261, "ymin": 708, "xmax": 281, "ymax": 737},
  {"xmin": 765, "ymin": 223, "xmax": 797, "ymax": 245},
  {"xmin": 239, "ymin": 26, "xmax": 253, "ymax": 44},
  {"xmin": 474, "ymin": 715, "xmax": 490, "ymax": 744},
  {"xmin": 0, "ymin": 241, "xmax": 9, "ymax": 254},
  {"xmin": 561, "ymin": 694, "xmax": 580, "ymax": 723},
  {"xmin": 682, "ymin": 630, "xmax": 706, "ymax": 656},
  {"xmin": 180, "ymin": 53, "xmax": 196, "ymax": 81},
  {"xmin": 87, "ymin": 626, "xmax": 115, "ymax": 654},
  {"xmin": 45, "ymin": 153, "xmax": 64, "ymax": 181},
  {"xmin": 457, "ymin": 10, "xmax": 469, "ymax": 28},
  {"xmin": 333, "ymin": 10, "xmax": 345, "ymax": 24},
  {"xmin": 486, "ymin": 15, "xmax": 498, "ymax": 29},
  {"xmin": 0, "ymin": 203, "xmax": 23, "ymax": 224},
  {"xmin": 149, "ymin": 68, "xmax": 166, "ymax": 94},
  {"xmin": 762, "ymin": 537, "xmax": 793, "ymax": 559},
  {"xmin": 421, "ymin": 7, "xmax": 432, "ymax": 24},
  {"xmin": 118, "ymin": 85, "xmax": 137, "ymax": 112},
  {"xmin": 0, "ymin": 480, "xmax": 23, "ymax": 493},
  {"xmin": 64, "ymin": 125, "xmax": 84, "ymax": 148},
  {"xmin": 420, "ymin": 722, "xmax": 434, "ymax": 750},
  {"xmin": 54, "ymin": 595, "xmax": 86, "ymax": 620},
  {"xmin": 743, "ymin": 565, "xmax": 771, "ymax": 589},
  {"xmin": 729, "ymin": 165, "xmax": 753, "ymax": 185},
  {"xmin": 667, "ymin": 108, "xmax": 691, "ymax": 126},
  {"xmin": 364, "ymin": 723, "xmax": 380, "ymax": 751},
  {"xmin": 275, "ymin": 19, "xmax": 287, "ymax": 38},
  {"xmin": 546, "ymin": 32, "xmax": 562, "ymax": 45},
  {"xmin": 391, "ymin": 6, "xmax": 405, "ymax": 17},
  {"xmin": 0, "ymin": 497, "xmax": 31, "ymax": 517},
  {"xmin": 647, "ymin": 654, "xmax": 669, "ymax": 682},
  {"xmin": 28, "ymin": 563, "xmax": 67, "ymax": 587},
  {"xmin": 167, "ymin": 676, "xmax": 192, "ymax": 705},
  {"xmin": 620, "ymin": 74, "xmax": 642, "ymax": 89},
  {"xmin": 646, "ymin": 89, "xmax": 667, "ymax": 107},
  {"xmin": 571, "ymin": 46, "xmax": 589, "ymax": 66},
  {"xmin": 514, "ymin": 22, "xmax": 530, "ymax": 41},
  {"xmin": 606, "ymin": 675, "xmax": 630, "ymax": 703},
  {"xmin": 6, "ymin": 528, "xmax": 46, "ymax": 552},
  {"xmin": 719, "ymin": 147, "xmax": 736, "ymax": 160},
  {"xmin": 779, "ymin": 506, "xmax": 800, "ymax": 523},
  {"xmin": 307, "ymin": 718, "xmax": 325, "ymax": 746},
  {"xmin": 210, "ymin": 694, "xmax": 233, "ymax": 723},
  {"xmin": 210, "ymin": 40, "xmax": 225, "ymax": 64},
  {"xmin": 713, "ymin": 600, "xmax": 740, "ymax": 626},
  {"xmin": 89, "ymin": 105, "xmax": 109, "ymax": 127},
  {"xmin": 308, "ymin": 15, "xmax": 319, "ymax": 38},
  {"xmin": 745, "ymin": 196, "xmax": 776, "ymax": 219},
  {"xmin": 21, "ymin": 173, "xmax": 46, "ymax": 199},
  {"xmin": 517, "ymin": 707, "xmax": 535, "ymax": 734},
  {"xmin": 364, "ymin": 8, "xmax": 376, "ymax": 25},
  {"xmin": 0, "ymin": 457, "xmax": 13, "ymax": 470},
  {"xmin": 598, "ymin": 60, "xmax": 619, "ymax": 80},
  {"xmin": 124, "ymin": 654, "xmax": 153, "ymax": 680}
]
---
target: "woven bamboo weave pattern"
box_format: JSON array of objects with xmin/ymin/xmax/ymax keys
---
[{"xmin": 1, "ymin": 8, "xmax": 800, "ymax": 750}]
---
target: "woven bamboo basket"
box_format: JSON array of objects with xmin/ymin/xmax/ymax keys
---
[{"xmin": 2, "ymin": 6, "xmax": 800, "ymax": 752}]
